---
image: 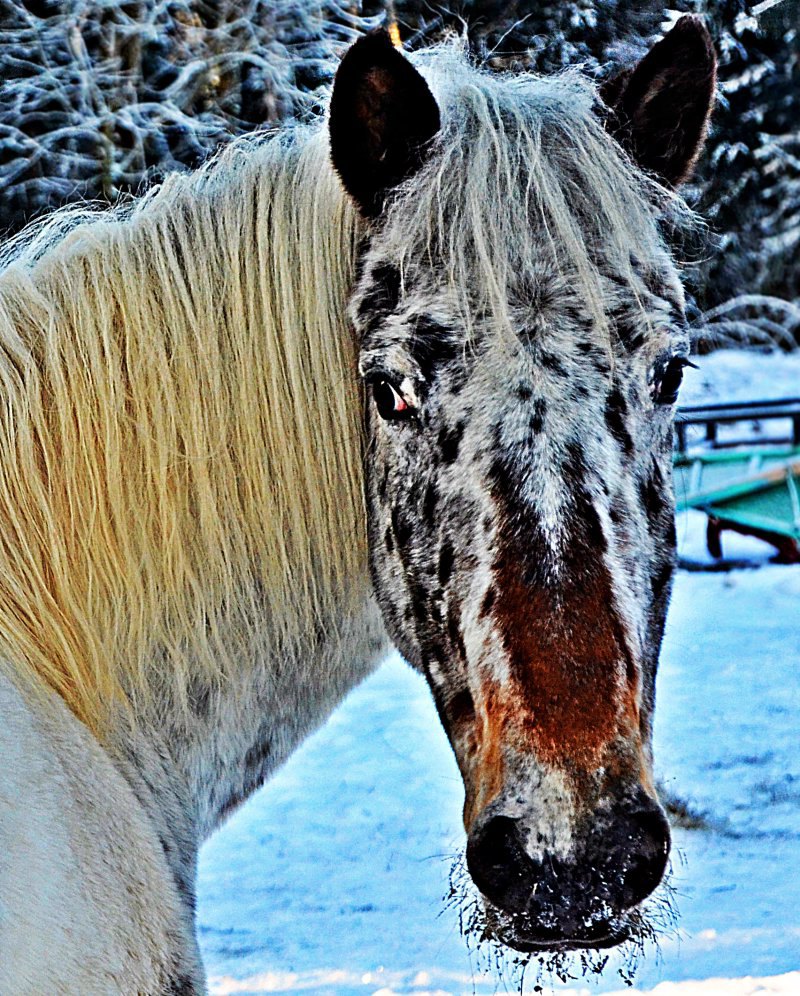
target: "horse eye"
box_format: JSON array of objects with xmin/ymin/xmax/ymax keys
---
[
  {"xmin": 371, "ymin": 379, "xmax": 413, "ymax": 420},
  {"xmin": 653, "ymin": 356, "xmax": 695, "ymax": 406}
]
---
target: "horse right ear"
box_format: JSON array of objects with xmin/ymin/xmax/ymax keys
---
[
  {"xmin": 329, "ymin": 30, "xmax": 441, "ymax": 218},
  {"xmin": 600, "ymin": 15, "xmax": 717, "ymax": 187}
]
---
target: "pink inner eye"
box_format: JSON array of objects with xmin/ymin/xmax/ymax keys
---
[{"xmin": 372, "ymin": 379, "xmax": 414, "ymax": 420}]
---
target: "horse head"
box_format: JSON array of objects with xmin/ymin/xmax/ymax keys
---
[{"xmin": 330, "ymin": 19, "xmax": 715, "ymax": 952}]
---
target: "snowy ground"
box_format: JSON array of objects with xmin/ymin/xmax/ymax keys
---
[{"xmin": 197, "ymin": 350, "xmax": 800, "ymax": 995}]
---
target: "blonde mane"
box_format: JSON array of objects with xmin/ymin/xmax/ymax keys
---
[{"xmin": 0, "ymin": 126, "xmax": 369, "ymax": 733}]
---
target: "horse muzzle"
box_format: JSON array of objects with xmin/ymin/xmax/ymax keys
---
[{"xmin": 464, "ymin": 786, "xmax": 671, "ymax": 951}]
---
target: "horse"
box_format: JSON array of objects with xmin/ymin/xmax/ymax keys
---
[{"xmin": 0, "ymin": 16, "xmax": 716, "ymax": 993}]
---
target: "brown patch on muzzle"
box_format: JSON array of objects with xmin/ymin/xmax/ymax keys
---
[
  {"xmin": 455, "ymin": 686, "xmax": 508, "ymax": 832},
  {"xmin": 493, "ymin": 547, "xmax": 639, "ymax": 769},
  {"xmin": 484, "ymin": 447, "xmax": 643, "ymax": 774}
]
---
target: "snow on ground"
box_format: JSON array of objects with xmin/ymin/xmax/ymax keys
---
[
  {"xmin": 198, "ymin": 349, "xmax": 800, "ymax": 995},
  {"xmin": 679, "ymin": 349, "xmax": 800, "ymax": 408}
]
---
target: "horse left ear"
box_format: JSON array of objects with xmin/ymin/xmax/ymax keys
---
[
  {"xmin": 329, "ymin": 30, "xmax": 441, "ymax": 217},
  {"xmin": 601, "ymin": 15, "xmax": 717, "ymax": 187}
]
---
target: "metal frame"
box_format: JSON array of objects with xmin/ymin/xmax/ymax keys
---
[{"xmin": 674, "ymin": 397, "xmax": 800, "ymax": 453}]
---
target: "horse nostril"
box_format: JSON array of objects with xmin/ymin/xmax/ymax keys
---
[
  {"xmin": 614, "ymin": 799, "xmax": 671, "ymax": 912},
  {"xmin": 465, "ymin": 814, "xmax": 536, "ymax": 913}
]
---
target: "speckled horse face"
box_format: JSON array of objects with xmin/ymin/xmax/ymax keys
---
[{"xmin": 330, "ymin": 22, "xmax": 715, "ymax": 952}]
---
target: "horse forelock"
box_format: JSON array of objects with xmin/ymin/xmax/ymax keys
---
[
  {"xmin": 0, "ymin": 126, "xmax": 371, "ymax": 733},
  {"xmin": 373, "ymin": 43, "xmax": 694, "ymax": 350}
]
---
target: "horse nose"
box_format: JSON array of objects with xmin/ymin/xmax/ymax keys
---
[{"xmin": 466, "ymin": 792, "xmax": 670, "ymax": 934}]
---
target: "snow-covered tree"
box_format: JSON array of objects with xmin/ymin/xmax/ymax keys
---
[
  {"xmin": 0, "ymin": 1, "xmax": 375, "ymax": 233},
  {"xmin": 691, "ymin": 0, "xmax": 800, "ymax": 307}
]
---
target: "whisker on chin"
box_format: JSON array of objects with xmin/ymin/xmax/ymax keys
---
[{"xmin": 442, "ymin": 851, "xmax": 680, "ymax": 994}]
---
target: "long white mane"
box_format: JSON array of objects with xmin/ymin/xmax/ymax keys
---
[{"xmin": 0, "ymin": 127, "xmax": 368, "ymax": 732}]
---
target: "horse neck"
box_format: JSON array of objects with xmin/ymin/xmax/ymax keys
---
[{"xmin": 108, "ymin": 591, "xmax": 387, "ymax": 907}]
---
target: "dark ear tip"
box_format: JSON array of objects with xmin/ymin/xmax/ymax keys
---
[
  {"xmin": 336, "ymin": 28, "xmax": 398, "ymax": 73},
  {"xmin": 647, "ymin": 15, "xmax": 716, "ymax": 87},
  {"xmin": 669, "ymin": 14, "xmax": 716, "ymax": 57},
  {"xmin": 672, "ymin": 13, "xmax": 710, "ymax": 33},
  {"xmin": 329, "ymin": 26, "xmax": 440, "ymax": 218}
]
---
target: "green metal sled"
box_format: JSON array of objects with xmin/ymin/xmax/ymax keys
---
[
  {"xmin": 673, "ymin": 398, "xmax": 800, "ymax": 563},
  {"xmin": 673, "ymin": 448, "xmax": 800, "ymax": 562}
]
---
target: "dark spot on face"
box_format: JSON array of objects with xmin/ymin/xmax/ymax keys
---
[
  {"xmin": 423, "ymin": 481, "xmax": 438, "ymax": 525},
  {"xmin": 487, "ymin": 457, "xmax": 551, "ymax": 590},
  {"xmin": 530, "ymin": 397, "xmax": 547, "ymax": 434},
  {"xmin": 563, "ymin": 443, "xmax": 607, "ymax": 555},
  {"xmin": 428, "ymin": 641, "xmax": 445, "ymax": 666},
  {"xmin": 611, "ymin": 305, "xmax": 647, "ymax": 353},
  {"xmin": 609, "ymin": 499, "xmax": 627, "ymax": 525},
  {"xmin": 480, "ymin": 585, "xmax": 497, "ymax": 619},
  {"xmin": 409, "ymin": 315, "xmax": 461, "ymax": 381},
  {"xmin": 516, "ymin": 383, "xmax": 533, "ymax": 401},
  {"xmin": 384, "ymin": 525, "xmax": 394, "ymax": 554},
  {"xmin": 562, "ymin": 300, "xmax": 594, "ymax": 332},
  {"xmin": 592, "ymin": 354, "xmax": 611, "ymax": 376},
  {"xmin": 391, "ymin": 504, "xmax": 413, "ymax": 548},
  {"xmin": 409, "ymin": 578, "xmax": 429, "ymax": 624},
  {"xmin": 605, "ymin": 387, "xmax": 634, "ymax": 456},
  {"xmin": 539, "ymin": 351, "xmax": 567, "ymax": 377},
  {"xmin": 438, "ymin": 540, "xmax": 455, "ymax": 587},
  {"xmin": 446, "ymin": 605, "xmax": 467, "ymax": 662},
  {"xmin": 438, "ymin": 420, "xmax": 465, "ymax": 464},
  {"xmin": 357, "ymin": 263, "xmax": 401, "ymax": 328}
]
